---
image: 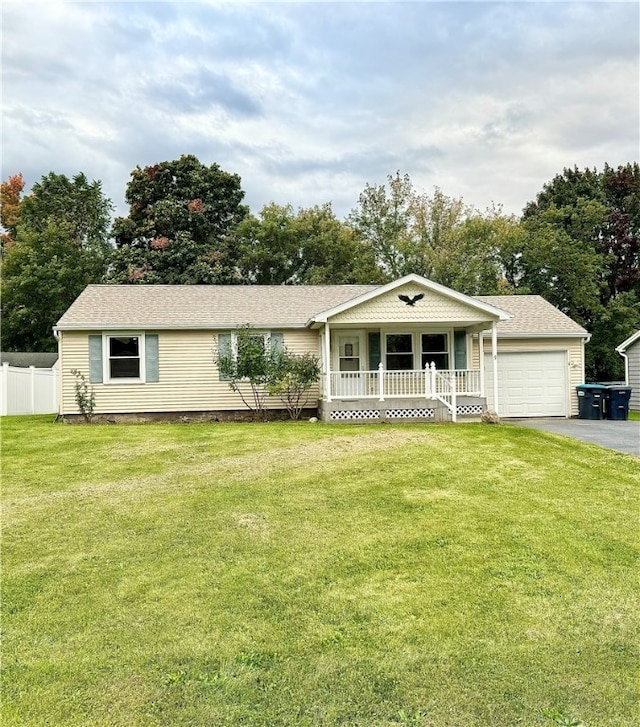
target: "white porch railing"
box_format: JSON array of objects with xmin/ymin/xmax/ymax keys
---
[
  {"xmin": 449, "ymin": 369, "xmax": 481, "ymax": 397},
  {"xmin": 433, "ymin": 369, "xmax": 457, "ymax": 422},
  {"xmin": 325, "ymin": 363, "xmax": 482, "ymax": 401}
]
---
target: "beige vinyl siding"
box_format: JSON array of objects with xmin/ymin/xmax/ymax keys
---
[
  {"xmin": 627, "ymin": 342, "xmax": 640, "ymax": 411},
  {"xmin": 60, "ymin": 329, "xmax": 320, "ymax": 415},
  {"xmin": 330, "ymin": 285, "xmax": 493, "ymax": 325},
  {"xmin": 472, "ymin": 336, "xmax": 584, "ymax": 417}
]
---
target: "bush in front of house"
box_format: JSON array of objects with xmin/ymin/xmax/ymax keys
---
[
  {"xmin": 216, "ymin": 325, "xmax": 320, "ymax": 420},
  {"xmin": 71, "ymin": 369, "xmax": 96, "ymax": 422},
  {"xmin": 267, "ymin": 351, "xmax": 321, "ymax": 420}
]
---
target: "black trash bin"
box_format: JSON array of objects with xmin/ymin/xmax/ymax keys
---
[
  {"xmin": 576, "ymin": 384, "xmax": 607, "ymax": 420},
  {"xmin": 604, "ymin": 385, "xmax": 632, "ymax": 420}
]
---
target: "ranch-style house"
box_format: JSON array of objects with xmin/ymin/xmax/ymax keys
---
[{"xmin": 54, "ymin": 274, "xmax": 589, "ymax": 422}]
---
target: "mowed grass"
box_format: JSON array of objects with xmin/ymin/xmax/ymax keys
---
[{"xmin": 2, "ymin": 416, "xmax": 639, "ymax": 727}]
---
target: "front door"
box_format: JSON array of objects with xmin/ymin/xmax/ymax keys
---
[{"xmin": 334, "ymin": 333, "xmax": 365, "ymax": 396}]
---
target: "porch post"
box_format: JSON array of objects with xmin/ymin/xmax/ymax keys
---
[
  {"xmin": 324, "ymin": 322, "xmax": 332, "ymax": 402},
  {"xmin": 491, "ymin": 321, "xmax": 499, "ymax": 413},
  {"xmin": 378, "ymin": 362, "xmax": 384, "ymax": 401},
  {"xmin": 479, "ymin": 331, "xmax": 485, "ymax": 397},
  {"xmin": 450, "ymin": 370, "xmax": 457, "ymax": 423},
  {"xmin": 424, "ymin": 362, "xmax": 430, "ymax": 398}
]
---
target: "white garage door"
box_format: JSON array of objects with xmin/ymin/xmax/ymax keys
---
[{"xmin": 484, "ymin": 351, "xmax": 568, "ymax": 418}]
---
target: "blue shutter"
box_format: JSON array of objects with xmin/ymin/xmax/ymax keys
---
[
  {"xmin": 368, "ymin": 332, "xmax": 381, "ymax": 370},
  {"xmin": 145, "ymin": 334, "xmax": 159, "ymax": 382},
  {"xmin": 454, "ymin": 330, "xmax": 467, "ymax": 370},
  {"xmin": 89, "ymin": 335, "xmax": 103, "ymax": 383},
  {"xmin": 218, "ymin": 333, "xmax": 232, "ymax": 380},
  {"xmin": 270, "ymin": 332, "xmax": 284, "ymax": 353}
]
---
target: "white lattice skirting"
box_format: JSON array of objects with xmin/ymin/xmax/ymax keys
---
[
  {"xmin": 386, "ymin": 408, "xmax": 435, "ymax": 418},
  {"xmin": 329, "ymin": 408, "xmax": 437, "ymax": 421},
  {"xmin": 329, "ymin": 405, "xmax": 483, "ymax": 421},
  {"xmin": 330, "ymin": 410, "xmax": 381, "ymax": 420},
  {"xmin": 456, "ymin": 404, "xmax": 484, "ymax": 416}
]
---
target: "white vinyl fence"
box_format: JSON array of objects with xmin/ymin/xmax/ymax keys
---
[{"xmin": 0, "ymin": 362, "xmax": 58, "ymax": 415}]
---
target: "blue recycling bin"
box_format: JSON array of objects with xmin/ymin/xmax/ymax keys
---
[
  {"xmin": 604, "ymin": 385, "xmax": 632, "ymax": 420},
  {"xmin": 576, "ymin": 384, "xmax": 607, "ymax": 420}
]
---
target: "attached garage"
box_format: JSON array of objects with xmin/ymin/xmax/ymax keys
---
[
  {"xmin": 485, "ymin": 350, "xmax": 569, "ymax": 418},
  {"xmin": 476, "ymin": 295, "xmax": 589, "ymax": 419}
]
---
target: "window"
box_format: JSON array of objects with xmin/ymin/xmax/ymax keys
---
[
  {"xmin": 421, "ymin": 333, "xmax": 449, "ymax": 370},
  {"xmin": 236, "ymin": 332, "xmax": 268, "ymax": 375},
  {"xmin": 245, "ymin": 333, "xmax": 268, "ymax": 352},
  {"xmin": 87, "ymin": 333, "xmax": 158, "ymax": 384},
  {"xmin": 337, "ymin": 334, "xmax": 361, "ymax": 372},
  {"xmin": 108, "ymin": 335, "xmax": 141, "ymax": 379},
  {"xmin": 386, "ymin": 334, "xmax": 414, "ymax": 370},
  {"xmin": 217, "ymin": 331, "xmax": 283, "ymax": 381}
]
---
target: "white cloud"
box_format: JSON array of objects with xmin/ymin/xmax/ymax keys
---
[{"xmin": 2, "ymin": 1, "xmax": 638, "ymax": 221}]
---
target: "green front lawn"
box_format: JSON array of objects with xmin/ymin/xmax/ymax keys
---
[{"xmin": 2, "ymin": 416, "xmax": 638, "ymax": 726}]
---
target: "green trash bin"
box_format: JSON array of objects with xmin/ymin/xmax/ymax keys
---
[
  {"xmin": 604, "ymin": 385, "xmax": 632, "ymax": 420},
  {"xmin": 576, "ymin": 384, "xmax": 606, "ymax": 420}
]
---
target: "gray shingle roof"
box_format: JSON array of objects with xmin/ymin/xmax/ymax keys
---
[
  {"xmin": 55, "ymin": 285, "xmax": 588, "ymax": 338},
  {"xmin": 55, "ymin": 284, "xmax": 378, "ymax": 330},
  {"xmin": 1, "ymin": 352, "xmax": 59, "ymax": 368},
  {"xmin": 477, "ymin": 295, "xmax": 588, "ymax": 337}
]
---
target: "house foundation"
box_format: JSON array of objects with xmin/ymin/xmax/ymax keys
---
[{"xmin": 319, "ymin": 396, "xmax": 486, "ymax": 423}]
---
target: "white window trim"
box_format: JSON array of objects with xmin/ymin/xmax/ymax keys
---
[
  {"xmin": 381, "ymin": 328, "xmax": 454, "ymax": 370},
  {"xmin": 332, "ymin": 331, "xmax": 365, "ymax": 372},
  {"xmin": 226, "ymin": 331, "xmax": 276, "ymax": 383},
  {"xmin": 421, "ymin": 331, "xmax": 451, "ymax": 370},
  {"xmin": 231, "ymin": 330, "xmax": 270, "ymax": 359},
  {"xmin": 103, "ymin": 332, "xmax": 146, "ymax": 384},
  {"xmin": 384, "ymin": 331, "xmax": 415, "ymax": 371}
]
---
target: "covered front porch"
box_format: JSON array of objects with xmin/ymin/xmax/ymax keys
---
[
  {"xmin": 308, "ymin": 274, "xmax": 510, "ymax": 423},
  {"xmin": 318, "ymin": 326, "xmax": 500, "ymax": 423}
]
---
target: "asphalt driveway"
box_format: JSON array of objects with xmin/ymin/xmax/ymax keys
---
[{"xmin": 507, "ymin": 418, "xmax": 640, "ymax": 456}]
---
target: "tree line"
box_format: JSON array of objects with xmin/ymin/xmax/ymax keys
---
[{"xmin": 1, "ymin": 155, "xmax": 639, "ymax": 381}]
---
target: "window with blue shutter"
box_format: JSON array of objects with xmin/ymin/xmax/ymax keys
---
[
  {"xmin": 217, "ymin": 331, "xmax": 283, "ymax": 381},
  {"xmin": 368, "ymin": 332, "xmax": 381, "ymax": 370},
  {"xmin": 454, "ymin": 330, "xmax": 467, "ymax": 370},
  {"xmin": 95, "ymin": 332, "xmax": 156, "ymax": 383},
  {"xmin": 270, "ymin": 332, "xmax": 284, "ymax": 353},
  {"xmin": 145, "ymin": 334, "xmax": 159, "ymax": 382},
  {"xmin": 88, "ymin": 335, "xmax": 103, "ymax": 383},
  {"xmin": 217, "ymin": 333, "xmax": 232, "ymax": 380}
]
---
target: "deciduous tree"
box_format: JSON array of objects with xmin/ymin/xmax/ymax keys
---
[
  {"xmin": 348, "ymin": 172, "xmax": 508, "ymax": 293},
  {"xmin": 521, "ymin": 164, "xmax": 640, "ymax": 379},
  {"xmin": 1, "ymin": 173, "xmax": 113, "ymax": 352},
  {"xmin": 233, "ymin": 202, "xmax": 381, "ymax": 285},
  {"xmin": 106, "ymin": 155, "xmax": 248, "ymax": 284},
  {"xmin": 1, "ymin": 223, "xmax": 110, "ymax": 351},
  {"xmin": 20, "ymin": 172, "xmax": 112, "ymax": 248},
  {"xmin": 347, "ymin": 171, "xmax": 415, "ymax": 279},
  {"xmin": 0, "ymin": 173, "xmax": 25, "ymax": 248}
]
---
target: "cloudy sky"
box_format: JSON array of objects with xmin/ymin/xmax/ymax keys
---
[{"xmin": 3, "ymin": 1, "xmax": 639, "ymax": 223}]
